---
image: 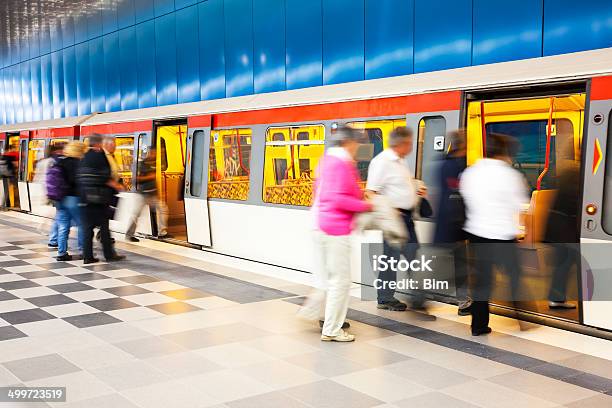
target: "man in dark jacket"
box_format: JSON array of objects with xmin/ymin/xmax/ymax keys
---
[
  {"xmin": 434, "ymin": 130, "xmax": 471, "ymax": 316},
  {"xmin": 77, "ymin": 134, "xmax": 125, "ymax": 264}
]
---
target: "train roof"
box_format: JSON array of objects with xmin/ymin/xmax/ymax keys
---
[{"xmin": 0, "ymin": 114, "xmax": 95, "ymax": 133}]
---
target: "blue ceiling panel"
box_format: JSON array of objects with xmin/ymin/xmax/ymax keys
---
[
  {"xmin": 322, "ymin": 0, "xmax": 365, "ymax": 85},
  {"xmin": 176, "ymin": 5, "xmax": 201, "ymax": 104},
  {"xmin": 104, "ymin": 32, "xmax": 121, "ymax": 112},
  {"xmin": 198, "ymin": 0, "xmax": 225, "ymax": 100},
  {"xmin": 30, "ymin": 58, "xmax": 42, "ymax": 121},
  {"xmin": 118, "ymin": 0, "xmax": 136, "ymax": 29},
  {"xmin": 224, "ymin": 0, "xmax": 254, "ymax": 97},
  {"xmin": 414, "ymin": 0, "xmax": 472, "ymax": 73},
  {"xmin": 285, "ymin": 0, "xmax": 322, "ymax": 90},
  {"xmin": 75, "ymin": 42, "xmax": 91, "ymax": 116},
  {"xmin": 89, "ymin": 37, "xmax": 106, "ymax": 113},
  {"xmin": 136, "ymin": 20, "xmax": 157, "ymax": 108},
  {"xmin": 63, "ymin": 46, "xmax": 78, "ymax": 118},
  {"xmin": 365, "ymin": 0, "xmax": 414, "ymax": 80},
  {"xmin": 154, "ymin": 13, "xmax": 178, "ymax": 106},
  {"xmin": 119, "ymin": 27, "xmax": 138, "ymax": 111},
  {"xmin": 253, "ymin": 0, "xmax": 286, "ymax": 94},
  {"xmin": 544, "ymin": 0, "xmax": 612, "ymax": 55},
  {"xmin": 473, "ymin": 0, "xmax": 543, "ymax": 65},
  {"xmin": 51, "ymin": 51, "xmax": 65, "ymax": 119}
]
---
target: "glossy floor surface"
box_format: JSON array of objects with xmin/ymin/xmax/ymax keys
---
[{"xmin": 0, "ymin": 213, "xmax": 611, "ymax": 408}]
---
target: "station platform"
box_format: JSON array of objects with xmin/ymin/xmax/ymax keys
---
[{"xmin": 0, "ymin": 212, "xmax": 611, "ymax": 408}]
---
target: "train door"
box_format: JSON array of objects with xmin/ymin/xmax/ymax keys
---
[
  {"xmin": 579, "ymin": 76, "xmax": 612, "ymax": 331},
  {"xmin": 184, "ymin": 120, "xmax": 212, "ymax": 246},
  {"xmin": 27, "ymin": 137, "xmax": 49, "ymax": 216},
  {"xmin": 156, "ymin": 123, "xmax": 188, "ymax": 241},
  {"xmin": 17, "ymin": 131, "xmax": 33, "ymax": 211},
  {"xmin": 466, "ymin": 92, "xmax": 586, "ymax": 322}
]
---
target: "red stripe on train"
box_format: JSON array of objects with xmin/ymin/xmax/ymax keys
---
[
  {"xmin": 207, "ymin": 91, "xmax": 461, "ymax": 128},
  {"xmin": 591, "ymin": 76, "xmax": 612, "ymax": 101},
  {"xmin": 81, "ymin": 120, "xmax": 153, "ymax": 136}
]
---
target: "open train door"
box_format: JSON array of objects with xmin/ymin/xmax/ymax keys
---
[
  {"xmin": 17, "ymin": 131, "xmax": 31, "ymax": 212},
  {"xmin": 579, "ymin": 76, "xmax": 612, "ymax": 332},
  {"xmin": 184, "ymin": 115, "xmax": 212, "ymax": 247}
]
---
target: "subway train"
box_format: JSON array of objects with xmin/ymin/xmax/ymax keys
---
[{"xmin": 1, "ymin": 48, "xmax": 611, "ymax": 334}]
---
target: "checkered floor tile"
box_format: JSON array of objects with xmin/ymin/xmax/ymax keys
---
[{"xmin": 0, "ymin": 241, "xmax": 212, "ymax": 341}]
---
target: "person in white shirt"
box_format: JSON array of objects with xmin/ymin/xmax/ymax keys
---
[
  {"xmin": 460, "ymin": 133, "xmax": 530, "ymax": 336},
  {"xmin": 366, "ymin": 127, "xmax": 428, "ymax": 312}
]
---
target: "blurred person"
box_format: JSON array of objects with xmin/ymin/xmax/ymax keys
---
[
  {"xmin": 460, "ymin": 133, "xmax": 529, "ymax": 336},
  {"xmin": 97, "ymin": 136, "xmax": 121, "ymax": 243},
  {"xmin": 433, "ymin": 130, "xmax": 471, "ymax": 316},
  {"xmin": 544, "ymin": 158, "xmax": 580, "ymax": 309},
  {"xmin": 0, "ymin": 146, "xmax": 19, "ymax": 209},
  {"xmin": 366, "ymin": 127, "xmax": 429, "ymax": 312},
  {"xmin": 33, "ymin": 143, "xmax": 64, "ymax": 247},
  {"xmin": 125, "ymin": 146, "xmax": 169, "ymax": 242},
  {"xmin": 300, "ymin": 126, "xmax": 372, "ymax": 342},
  {"xmin": 52, "ymin": 141, "xmax": 86, "ymax": 261},
  {"xmin": 78, "ymin": 134, "xmax": 125, "ymax": 264}
]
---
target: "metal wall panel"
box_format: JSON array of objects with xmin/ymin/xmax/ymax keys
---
[
  {"xmin": 136, "ymin": 20, "xmax": 157, "ymax": 108},
  {"xmin": 285, "ymin": 0, "xmax": 322, "ymax": 90},
  {"xmin": 19, "ymin": 37, "xmax": 30, "ymax": 63},
  {"xmin": 155, "ymin": 13, "xmax": 178, "ymax": 106},
  {"xmin": 104, "ymin": 32, "xmax": 121, "ymax": 112},
  {"xmin": 61, "ymin": 16, "xmax": 75, "ymax": 48},
  {"xmin": 414, "ymin": 0, "xmax": 472, "ymax": 73},
  {"xmin": 176, "ymin": 5, "xmax": 200, "ymax": 104},
  {"xmin": 39, "ymin": 23, "xmax": 51, "ymax": 56},
  {"xmin": 21, "ymin": 62, "xmax": 32, "ymax": 123},
  {"xmin": 322, "ymin": 0, "xmax": 365, "ymax": 85},
  {"xmin": 4, "ymin": 69, "xmax": 14, "ymax": 124},
  {"xmin": 88, "ymin": 9, "xmax": 104, "ymax": 39},
  {"xmin": 473, "ymin": 0, "xmax": 542, "ymax": 65},
  {"xmin": 198, "ymin": 0, "xmax": 225, "ymax": 100},
  {"xmin": 118, "ymin": 0, "xmax": 136, "ymax": 29},
  {"xmin": 89, "ymin": 37, "xmax": 106, "ymax": 113},
  {"xmin": 253, "ymin": 0, "xmax": 286, "ymax": 94},
  {"xmin": 30, "ymin": 58, "xmax": 42, "ymax": 121},
  {"xmin": 155, "ymin": 0, "xmax": 175, "ymax": 17},
  {"xmin": 544, "ymin": 0, "xmax": 612, "ymax": 55},
  {"xmin": 50, "ymin": 21, "xmax": 63, "ymax": 52},
  {"xmin": 29, "ymin": 31, "xmax": 40, "ymax": 62},
  {"xmin": 119, "ymin": 27, "xmax": 138, "ymax": 110},
  {"xmin": 63, "ymin": 46, "xmax": 78, "ymax": 117},
  {"xmin": 224, "ymin": 0, "xmax": 254, "ymax": 97},
  {"xmin": 135, "ymin": 0, "xmax": 155, "ymax": 23},
  {"xmin": 75, "ymin": 42, "xmax": 91, "ymax": 115},
  {"xmin": 41, "ymin": 54, "xmax": 53, "ymax": 120},
  {"xmin": 14, "ymin": 65, "xmax": 23, "ymax": 123},
  {"xmin": 51, "ymin": 51, "xmax": 65, "ymax": 119},
  {"xmin": 365, "ymin": 0, "xmax": 413, "ymax": 80},
  {"xmin": 175, "ymin": 0, "xmax": 197, "ymax": 9},
  {"xmin": 74, "ymin": 13, "xmax": 88, "ymax": 44},
  {"xmin": 102, "ymin": 0, "xmax": 119, "ymax": 35},
  {"xmin": 0, "ymin": 70, "xmax": 4, "ymax": 124}
]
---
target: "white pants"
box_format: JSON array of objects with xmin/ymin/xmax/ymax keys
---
[
  {"xmin": 126, "ymin": 194, "xmax": 169, "ymax": 237},
  {"xmin": 301, "ymin": 230, "xmax": 352, "ymax": 337}
]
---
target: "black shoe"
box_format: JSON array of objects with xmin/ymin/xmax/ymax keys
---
[
  {"xmin": 83, "ymin": 257, "xmax": 100, "ymax": 264},
  {"xmin": 319, "ymin": 320, "xmax": 350, "ymax": 330},
  {"xmin": 106, "ymin": 255, "xmax": 126, "ymax": 262},
  {"xmin": 377, "ymin": 299, "xmax": 408, "ymax": 311},
  {"xmin": 458, "ymin": 307, "xmax": 471, "ymax": 316},
  {"xmin": 48, "ymin": 243, "xmax": 58, "ymax": 248},
  {"xmin": 56, "ymin": 254, "xmax": 73, "ymax": 261},
  {"xmin": 126, "ymin": 236, "xmax": 140, "ymax": 243},
  {"xmin": 471, "ymin": 327, "xmax": 492, "ymax": 336}
]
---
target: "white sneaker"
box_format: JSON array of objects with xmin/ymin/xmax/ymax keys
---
[{"xmin": 321, "ymin": 329, "xmax": 355, "ymax": 342}]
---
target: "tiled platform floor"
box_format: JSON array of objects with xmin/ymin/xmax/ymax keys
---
[{"xmin": 0, "ymin": 216, "xmax": 611, "ymax": 408}]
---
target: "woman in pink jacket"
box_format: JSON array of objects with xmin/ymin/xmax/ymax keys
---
[{"xmin": 309, "ymin": 126, "xmax": 372, "ymax": 342}]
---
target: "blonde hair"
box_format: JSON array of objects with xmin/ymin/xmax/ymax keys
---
[{"xmin": 63, "ymin": 141, "xmax": 86, "ymax": 159}]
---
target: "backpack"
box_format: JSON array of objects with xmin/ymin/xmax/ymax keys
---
[{"xmin": 46, "ymin": 158, "xmax": 68, "ymax": 202}]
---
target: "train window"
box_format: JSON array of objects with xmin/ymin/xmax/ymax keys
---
[
  {"xmin": 485, "ymin": 119, "xmax": 574, "ymax": 191},
  {"xmin": 27, "ymin": 139, "xmax": 46, "ymax": 182},
  {"xmin": 348, "ymin": 119, "xmax": 406, "ymax": 181},
  {"xmin": 208, "ymin": 128, "xmax": 252, "ymax": 201},
  {"xmin": 113, "ymin": 137, "xmax": 135, "ymax": 190},
  {"xmin": 190, "ymin": 130, "xmax": 206, "ymax": 197},
  {"xmin": 263, "ymin": 125, "xmax": 324, "ymax": 206},
  {"xmin": 602, "ymin": 111, "xmax": 612, "ymax": 235}
]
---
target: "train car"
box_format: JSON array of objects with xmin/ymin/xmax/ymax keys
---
[{"xmin": 1, "ymin": 47, "xmax": 611, "ymax": 333}]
